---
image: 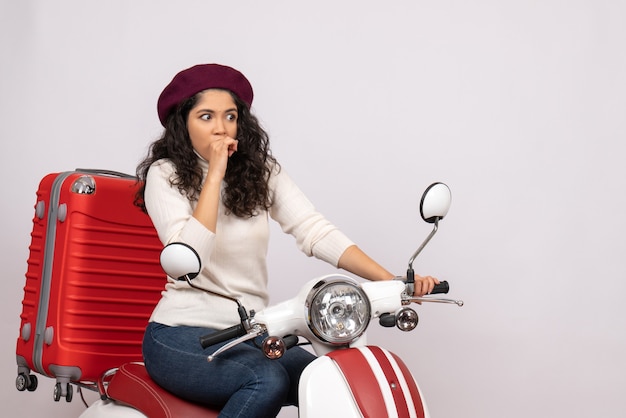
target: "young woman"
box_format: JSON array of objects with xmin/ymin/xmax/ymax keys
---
[{"xmin": 136, "ymin": 63, "xmax": 438, "ymax": 418}]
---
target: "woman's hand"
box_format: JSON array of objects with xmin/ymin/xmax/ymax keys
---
[
  {"xmin": 412, "ymin": 274, "xmax": 440, "ymax": 296},
  {"xmin": 206, "ymin": 135, "xmax": 238, "ymax": 182},
  {"xmin": 193, "ymin": 135, "xmax": 237, "ymax": 234}
]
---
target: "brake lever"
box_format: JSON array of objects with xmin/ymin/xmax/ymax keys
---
[
  {"xmin": 207, "ymin": 325, "xmax": 266, "ymax": 362},
  {"xmin": 407, "ymin": 296, "xmax": 464, "ymax": 307}
]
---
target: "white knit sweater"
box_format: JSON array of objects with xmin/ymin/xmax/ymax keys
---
[{"xmin": 144, "ymin": 157, "xmax": 354, "ymax": 329}]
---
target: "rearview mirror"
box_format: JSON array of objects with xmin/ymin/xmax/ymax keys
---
[
  {"xmin": 420, "ymin": 182, "xmax": 451, "ymax": 224},
  {"xmin": 160, "ymin": 242, "xmax": 201, "ymax": 280}
]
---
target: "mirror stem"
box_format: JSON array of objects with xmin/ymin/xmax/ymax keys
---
[{"xmin": 407, "ymin": 218, "xmax": 439, "ymax": 272}]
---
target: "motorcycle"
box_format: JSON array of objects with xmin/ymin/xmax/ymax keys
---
[{"xmin": 79, "ymin": 182, "xmax": 463, "ymax": 418}]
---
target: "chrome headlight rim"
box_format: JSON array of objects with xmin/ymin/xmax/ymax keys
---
[{"xmin": 305, "ymin": 277, "xmax": 371, "ymax": 345}]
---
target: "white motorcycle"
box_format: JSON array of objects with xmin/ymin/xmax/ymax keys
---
[{"xmin": 79, "ymin": 182, "xmax": 463, "ymax": 418}]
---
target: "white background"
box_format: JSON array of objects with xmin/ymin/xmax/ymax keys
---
[{"xmin": 2, "ymin": 1, "xmax": 625, "ymax": 417}]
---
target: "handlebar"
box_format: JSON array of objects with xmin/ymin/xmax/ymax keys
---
[
  {"xmin": 199, "ymin": 324, "xmax": 247, "ymax": 349},
  {"xmin": 431, "ymin": 280, "xmax": 449, "ymax": 294},
  {"xmin": 200, "ymin": 281, "xmax": 453, "ymax": 349}
]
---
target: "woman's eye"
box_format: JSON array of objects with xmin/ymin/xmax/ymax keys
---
[
  {"xmin": 200, "ymin": 114, "xmax": 211, "ymax": 121},
  {"xmin": 226, "ymin": 114, "xmax": 237, "ymax": 121}
]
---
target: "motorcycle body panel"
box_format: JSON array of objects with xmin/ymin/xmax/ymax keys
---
[
  {"xmin": 299, "ymin": 355, "xmax": 363, "ymax": 417},
  {"xmin": 257, "ymin": 275, "xmax": 405, "ymax": 356},
  {"xmin": 79, "ymin": 400, "xmax": 147, "ymax": 418},
  {"xmin": 300, "ymin": 346, "xmax": 429, "ymax": 418}
]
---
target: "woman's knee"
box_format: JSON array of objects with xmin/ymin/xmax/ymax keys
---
[
  {"xmin": 255, "ymin": 360, "xmax": 291, "ymax": 396},
  {"xmin": 221, "ymin": 361, "xmax": 290, "ymax": 418}
]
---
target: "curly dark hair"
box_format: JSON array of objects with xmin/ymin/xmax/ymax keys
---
[{"xmin": 135, "ymin": 90, "xmax": 279, "ymax": 218}]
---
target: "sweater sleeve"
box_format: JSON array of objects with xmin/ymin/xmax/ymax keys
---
[
  {"xmin": 268, "ymin": 167, "xmax": 354, "ymax": 267},
  {"xmin": 144, "ymin": 160, "xmax": 215, "ymax": 263}
]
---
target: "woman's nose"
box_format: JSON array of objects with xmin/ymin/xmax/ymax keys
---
[{"xmin": 213, "ymin": 118, "xmax": 226, "ymax": 134}]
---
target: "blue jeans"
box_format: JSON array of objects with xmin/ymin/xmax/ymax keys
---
[{"xmin": 142, "ymin": 322, "xmax": 316, "ymax": 418}]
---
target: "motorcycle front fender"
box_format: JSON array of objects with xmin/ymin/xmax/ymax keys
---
[{"xmin": 299, "ymin": 346, "xmax": 430, "ymax": 418}]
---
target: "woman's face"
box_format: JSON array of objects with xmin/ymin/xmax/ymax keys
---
[{"xmin": 186, "ymin": 89, "xmax": 238, "ymax": 160}]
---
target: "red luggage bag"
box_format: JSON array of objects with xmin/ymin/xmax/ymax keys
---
[{"xmin": 15, "ymin": 170, "xmax": 165, "ymax": 401}]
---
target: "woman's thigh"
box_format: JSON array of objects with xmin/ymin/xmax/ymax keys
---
[{"xmin": 142, "ymin": 322, "xmax": 315, "ymax": 408}]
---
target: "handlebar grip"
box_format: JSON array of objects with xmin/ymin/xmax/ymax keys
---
[
  {"xmin": 199, "ymin": 324, "xmax": 246, "ymax": 349},
  {"xmin": 430, "ymin": 281, "xmax": 449, "ymax": 294}
]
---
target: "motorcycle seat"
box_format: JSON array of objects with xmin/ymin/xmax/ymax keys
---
[{"xmin": 106, "ymin": 362, "xmax": 220, "ymax": 418}]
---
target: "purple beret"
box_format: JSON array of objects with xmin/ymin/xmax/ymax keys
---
[{"xmin": 157, "ymin": 63, "xmax": 254, "ymax": 126}]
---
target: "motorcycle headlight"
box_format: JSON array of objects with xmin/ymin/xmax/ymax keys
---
[{"xmin": 305, "ymin": 278, "xmax": 371, "ymax": 345}]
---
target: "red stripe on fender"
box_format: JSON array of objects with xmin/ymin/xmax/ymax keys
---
[
  {"xmin": 327, "ymin": 348, "xmax": 389, "ymax": 418},
  {"xmin": 367, "ymin": 346, "xmax": 412, "ymax": 418},
  {"xmin": 390, "ymin": 351, "xmax": 425, "ymax": 418}
]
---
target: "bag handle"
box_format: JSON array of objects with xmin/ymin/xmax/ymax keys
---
[{"xmin": 75, "ymin": 168, "xmax": 136, "ymax": 179}]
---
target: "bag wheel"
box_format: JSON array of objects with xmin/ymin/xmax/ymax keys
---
[
  {"xmin": 53, "ymin": 382, "xmax": 73, "ymax": 402},
  {"xmin": 66, "ymin": 383, "xmax": 73, "ymax": 402},
  {"xmin": 16, "ymin": 373, "xmax": 38, "ymax": 392},
  {"xmin": 54, "ymin": 383, "xmax": 62, "ymax": 402},
  {"xmin": 27, "ymin": 374, "xmax": 38, "ymax": 391}
]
